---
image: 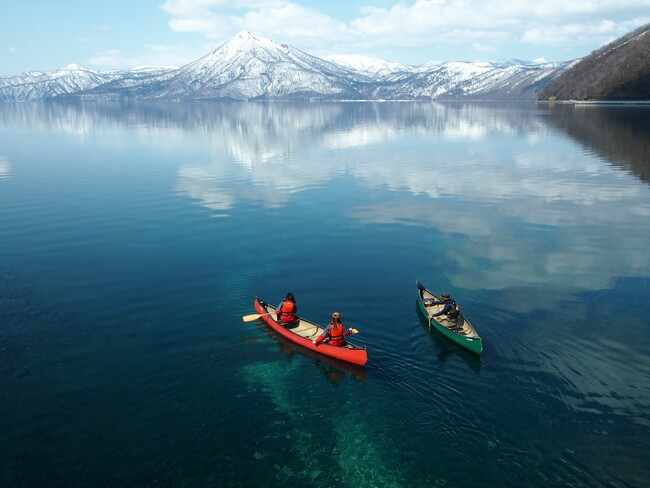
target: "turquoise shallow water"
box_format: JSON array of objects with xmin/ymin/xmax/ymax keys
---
[{"xmin": 1, "ymin": 102, "xmax": 649, "ymax": 487}]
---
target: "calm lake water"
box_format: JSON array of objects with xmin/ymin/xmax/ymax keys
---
[{"xmin": 1, "ymin": 101, "xmax": 649, "ymax": 488}]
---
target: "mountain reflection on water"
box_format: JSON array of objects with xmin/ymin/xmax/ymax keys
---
[
  {"xmin": 2, "ymin": 100, "xmax": 648, "ymax": 180},
  {"xmin": 542, "ymin": 102, "xmax": 650, "ymax": 183},
  {"xmin": 2, "ymin": 101, "xmax": 649, "ymax": 298}
]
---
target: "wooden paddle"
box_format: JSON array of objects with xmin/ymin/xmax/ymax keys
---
[{"xmin": 242, "ymin": 312, "xmax": 272, "ymax": 322}]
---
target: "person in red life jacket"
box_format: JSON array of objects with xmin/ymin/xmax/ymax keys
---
[
  {"xmin": 312, "ymin": 312, "xmax": 358, "ymax": 347},
  {"xmin": 276, "ymin": 292, "xmax": 298, "ymax": 325}
]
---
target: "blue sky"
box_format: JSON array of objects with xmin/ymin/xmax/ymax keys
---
[{"xmin": 2, "ymin": 0, "xmax": 650, "ymax": 75}]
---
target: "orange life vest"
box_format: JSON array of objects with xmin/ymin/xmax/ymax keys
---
[
  {"xmin": 329, "ymin": 321, "xmax": 344, "ymax": 341},
  {"xmin": 279, "ymin": 301, "xmax": 296, "ymax": 319}
]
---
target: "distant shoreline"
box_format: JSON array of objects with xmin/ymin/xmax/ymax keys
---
[{"xmin": 537, "ymin": 100, "xmax": 650, "ymax": 105}]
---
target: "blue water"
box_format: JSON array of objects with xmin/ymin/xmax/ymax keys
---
[{"xmin": 1, "ymin": 102, "xmax": 649, "ymax": 487}]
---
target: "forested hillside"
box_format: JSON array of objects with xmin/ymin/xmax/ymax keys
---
[{"xmin": 539, "ymin": 23, "xmax": 650, "ymax": 100}]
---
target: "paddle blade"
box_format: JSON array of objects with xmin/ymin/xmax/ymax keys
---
[{"xmin": 242, "ymin": 313, "xmax": 264, "ymax": 322}]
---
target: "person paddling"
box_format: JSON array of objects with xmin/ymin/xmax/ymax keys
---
[
  {"xmin": 426, "ymin": 292, "xmax": 460, "ymax": 322},
  {"xmin": 276, "ymin": 292, "xmax": 298, "ymax": 325},
  {"xmin": 313, "ymin": 312, "xmax": 358, "ymax": 347}
]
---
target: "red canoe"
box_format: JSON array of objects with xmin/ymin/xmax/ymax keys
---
[{"xmin": 251, "ymin": 297, "xmax": 368, "ymax": 366}]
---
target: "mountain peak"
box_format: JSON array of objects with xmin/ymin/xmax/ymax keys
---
[
  {"xmin": 234, "ymin": 31, "xmax": 259, "ymax": 41},
  {"xmin": 62, "ymin": 63, "xmax": 88, "ymax": 71},
  {"xmin": 218, "ymin": 31, "xmax": 280, "ymax": 53}
]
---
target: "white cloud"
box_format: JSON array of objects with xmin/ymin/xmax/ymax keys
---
[
  {"xmin": 169, "ymin": 17, "xmax": 220, "ymax": 35},
  {"xmin": 521, "ymin": 18, "xmax": 649, "ymax": 48},
  {"xmin": 161, "ymin": 0, "xmax": 286, "ymax": 16},
  {"xmin": 88, "ymin": 44, "xmax": 196, "ymax": 70},
  {"xmin": 164, "ymin": 1, "xmax": 348, "ymax": 45},
  {"xmin": 472, "ymin": 42, "xmax": 497, "ymax": 54},
  {"xmin": 240, "ymin": 3, "xmax": 348, "ymax": 41},
  {"xmin": 88, "ymin": 49, "xmax": 126, "ymax": 69},
  {"xmin": 158, "ymin": 0, "xmax": 650, "ymax": 61},
  {"xmin": 131, "ymin": 44, "xmax": 193, "ymax": 67},
  {"xmin": 350, "ymin": 1, "xmax": 650, "ymax": 47}
]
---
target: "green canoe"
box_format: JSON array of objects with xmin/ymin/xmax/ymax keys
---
[{"xmin": 416, "ymin": 280, "xmax": 483, "ymax": 355}]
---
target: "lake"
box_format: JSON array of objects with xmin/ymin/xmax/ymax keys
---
[{"xmin": 1, "ymin": 101, "xmax": 649, "ymax": 488}]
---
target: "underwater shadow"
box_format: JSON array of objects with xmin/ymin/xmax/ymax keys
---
[
  {"xmin": 414, "ymin": 302, "xmax": 482, "ymax": 374},
  {"xmin": 251, "ymin": 319, "xmax": 367, "ymax": 386}
]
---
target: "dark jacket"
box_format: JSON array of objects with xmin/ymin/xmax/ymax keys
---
[{"xmin": 428, "ymin": 299, "xmax": 459, "ymax": 319}]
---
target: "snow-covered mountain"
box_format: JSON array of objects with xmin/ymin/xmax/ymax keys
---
[
  {"xmin": 437, "ymin": 60, "xmax": 568, "ymax": 100},
  {"xmin": 371, "ymin": 61, "xmax": 496, "ymax": 99},
  {"xmin": 0, "ymin": 64, "xmax": 118, "ymax": 101},
  {"xmin": 0, "ymin": 64, "xmax": 176, "ymax": 102},
  {"xmin": 325, "ymin": 54, "xmax": 417, "ymax": 78},
  {"xmin": 0, "ymin": 32, "xmax": 570, "ymax": 102}
]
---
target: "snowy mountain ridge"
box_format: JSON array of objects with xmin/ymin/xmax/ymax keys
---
[
  {"xmin": 0, "ymin": 31, "xmax": 570, "ymax": 102},
  {"xmin": 325, "ymin": 54, "xmax": 416, "ymax": 78}
]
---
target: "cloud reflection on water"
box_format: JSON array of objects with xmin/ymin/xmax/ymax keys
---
[
  {"xmin": 165, "ymin": 102, "xmax": 650, "ymax": 296},
  {"xmin": 0, "ymin": 157, "xmax": 11, "ymax": 179},
  {"xmin": 2, "ymin": 101, "xmax": 649, "ymax": 294}
]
